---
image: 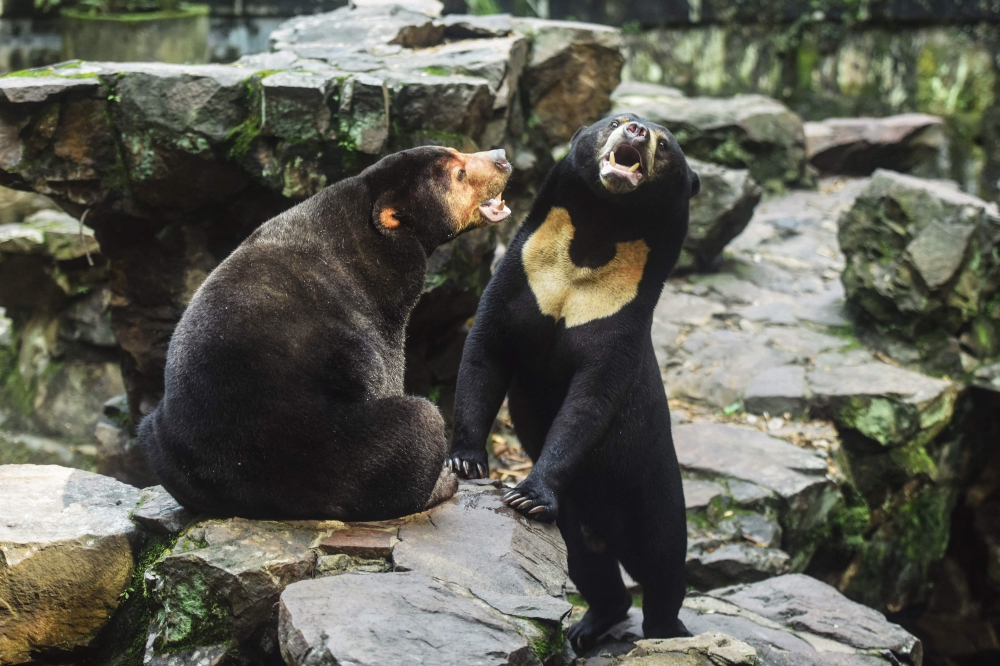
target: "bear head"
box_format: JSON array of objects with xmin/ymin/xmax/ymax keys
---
[
  {"xmin": 566, "ymin": 113, "xmax": 700, "ymax": 208},
  {"xmin": 362, "ymin": 146, "xmax": 513, "ymax": 252}
]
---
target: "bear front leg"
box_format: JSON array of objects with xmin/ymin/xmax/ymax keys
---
[
  {"xmin": 450, "ymin": 323, "xmax": 511, "ymax": 479},
  {"xmin": 501, "ymin": 356, "xmax": 632, "ymax": 522}
]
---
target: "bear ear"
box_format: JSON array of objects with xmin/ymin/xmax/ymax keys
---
[
  {"xmin": 378, "ymin": 205, "xmax": 401, "ymax": 229},
  {"xmin": 690, "ymin": 170, "xmax": 701, "ymax": 197},
  {"xmin": 570, "ymin": 126, "xmax": 586, "ymax": 144}
]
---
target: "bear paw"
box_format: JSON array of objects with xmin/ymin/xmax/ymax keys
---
[
  {"xmin": 501, "ymin": 476, "xmax": 558, "ymax": 522},
  {"xmin": 566, "ymin": 603, "xmax": 631, "ymax": 654},
  {"xmin": 446, "ymin": 449, "xmax": 489, "ymax": 479}
]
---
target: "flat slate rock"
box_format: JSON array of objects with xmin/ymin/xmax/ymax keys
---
[
  {"xmin": 279, "ymin": 571, "xmax": 543, "ymax": 666},
  {"xmin": 0, "ymin": 464, "xmax": 142, "ymax": 665},
  {"xmin": 579, "ymin": 633, "xmax": 758, "ymax": 665},
  {"xmin": 394, "ymin": 483, "xmax": 567, "ymax": 598},
  {"xmin": 807, "ymin": 356, "xmax": 959, "ymax": 447},
  {"xmin": 707, "ymin": 575, "xmax": 922, "ymax": 664},
  {"xmin": 805, "ymin": 114, "xmax": 946, "ymax": 177},
  {"xmin": 674, "ymin": 423, "xmax": 832, "ymax": 524},
  {"xmin": 594, "ymin": 575, "xmax": 921, "ymax": 666}
]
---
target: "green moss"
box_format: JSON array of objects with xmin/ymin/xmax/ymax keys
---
[
  {"xmin": 0, "ymin": 68, "xmax": 100, "ymax": 80},
  {"xmin": 154, "ymin": 569, "xmax": 232, "ymax": 652},
  {"xmin": 467, "ymin": 0, "xmax": 500, "ymax": 15},
  {"xmin": 837, "ymin": 397, "xmax": 907, "ymax": 447},
  {"xmin": 707, "ymin": 133, "xmax": 753, "ymax": 168},
  {"xmin": 60, "ymin": 4, "xmax": 210, "ymax": 21},
  {"xmin": 0, "ymin": 346, "xmax": 34, "ymax": 425},
  {"xmin": 84, "ymin": 533, "xmax": 178, "ymax": 666},
  {"xmin": 843, "ymin": 483, "xmax": 954, "ymax": 611},
  {"xmin": 225, "ymin": 77, "xmax": 264, "ymax": 162},
  {"xmin": 566, "ymin": 592, "xmax": 587, "ymax": 608},
  {"xmin": 796, "ymin": 33, "xmax": 820, "ymax": 89},
  {"xmin": 526, "ymin": 618, "xmax": 564, "ymax": 662},
  {"xmin": 422, "ymin": 66, "xmax": 450, "ymax": 77}
]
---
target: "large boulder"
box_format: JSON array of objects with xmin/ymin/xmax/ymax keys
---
[
  {"xmin": 838, "ymin": 170, "xmax": 1000, "ymax": 384},
  {"xmin": 0, "ymin": 464, "xmax": 142, "ymax": 664},
  {"xmin": 611, "ymin": 82, "xmax": 809, "ymax": 189},
  {"xmin": 145, "ymin": 518, "xmax": 319, "ymax": 663},
  {"xmin": 679, "ymin": 158, "xmax": 762, "ymax": 273},
  {"xmin": 805, "ymin": 114, "xmax": 948, "ymax": 177},
  {"xmin": 512, "ymin": 17, "xmax": 624, "ymax": 147}
]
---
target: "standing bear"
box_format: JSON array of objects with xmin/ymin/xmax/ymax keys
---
[{"xmin": 448, "ymin": 114, "xmax": 700, "ymax": 651}]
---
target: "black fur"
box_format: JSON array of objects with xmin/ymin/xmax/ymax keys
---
[
  {"xmin": 139, "ymin": 146, "xmax": 511, "ymax": 521},
  {"xmin": 449, "ymin": 115, "xmax": 700, "ymax": 650}
]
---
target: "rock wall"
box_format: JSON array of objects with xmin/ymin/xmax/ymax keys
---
[
  {"xmin": 0, "ymin": 4, "xmax": 624, "ymax": 445},
  {"xmin": 0, "ymin": 187, "xmax": 122, "ymax": 471},
  {"xmin": 620, "ymin": 15, "xmax": 1000, "ymax": 204}
]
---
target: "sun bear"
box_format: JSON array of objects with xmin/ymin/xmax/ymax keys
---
[
  {"xmin": 447, "ymin": 114, "xmax": 700, "ymax": 651},
  {"xmin": 140, "ymin": 146, "xmax": 512, "ymax": 521}
]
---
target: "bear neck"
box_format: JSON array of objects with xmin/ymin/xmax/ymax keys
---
[{"xmin": 314, "ymin": 177, "xmax": 429, "ymax": 335}]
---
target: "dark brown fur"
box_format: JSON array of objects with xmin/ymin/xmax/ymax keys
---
[{"xmin": 139, "ymin": 146, "xmax": 511, "ymax": 520}]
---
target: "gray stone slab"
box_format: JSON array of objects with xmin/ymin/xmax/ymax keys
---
[
  {"xmin": 805, "ymin": 114, "xmax": 947, "ymax": 177},
  {"xmin": 709, "ymin": 575, "xmax": 922, "ymax": 663},
  {"xmin": 673, "ymin": 424, "xmax": 836, "ymax": 532},
  {"xmin": 744, "ymin": 365, "xmax": 807, "ymax": 416},
  {"xmin": 687, "ymin": 543, "xmax": 790, "ymax": 590},
  {"xmin": 279, "ymin": 571, "xmax": 543, "ymax": 666},
  {"xmin": 471, "ymin": 588, "xmax": 572, "ymax": 623},
  {"xmin": 394, "ymin": 484, "xmax": 567, "ymax": 598},
  {"xmin": 133, "ymin": 485, "xmax": 196, "ymax": 535},
  {"xmin": 683, "ymin": 479, "xmax": 725, "ymax": 510},
  {"xmin": 679, "ymin": 608, "xmax": 818, "ymax": 655}
]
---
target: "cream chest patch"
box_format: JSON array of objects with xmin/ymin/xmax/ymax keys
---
[{"xmin": 522, "ymin": 207, "xmax": 649, "ymax": 328}]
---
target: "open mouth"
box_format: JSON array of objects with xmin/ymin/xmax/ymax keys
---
[
  {"xmin": 479, "ymin": 196, "xmax": 511, "ymax": 223},
  {"xmin": 601, "ymin": 144, "xmax": 644, "ymax": 187}
]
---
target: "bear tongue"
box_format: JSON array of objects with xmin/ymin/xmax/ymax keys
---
[
  {"xmin": 601, "ymin": 159, "xmax": 643, "ymax": 187},
  {"xmin": 479, "ymin": 197, "xmax": 511, "ymax": 222}
]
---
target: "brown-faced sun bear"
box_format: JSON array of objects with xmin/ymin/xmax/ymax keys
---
[
  {"xmin": 139, "ymin": 146, "xmax": 512, "ymax": 521},
  {"xmin": 448, "ymin": 114, "xmax": 700, "ymax": 651}
]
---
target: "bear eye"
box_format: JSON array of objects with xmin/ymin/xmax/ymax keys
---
[
  {"xmin": 658, "ymin": 139, "xmax": 667, "ymax": 150},
  {"xmin": 457, "ymin": 168, "xmax": 466, "ymax": 181},
  {"xmin": 610, "ymin": 120, "xmax": 620, "ymax": 129}
]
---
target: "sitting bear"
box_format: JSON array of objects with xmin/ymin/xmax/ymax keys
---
[
  {"xmin": 447, "ymin": 114, "xmax": 700, "ymax": 650},
  {"xmin": 139, "ymin": 146, "xmax": 512, "ymax": 521}
]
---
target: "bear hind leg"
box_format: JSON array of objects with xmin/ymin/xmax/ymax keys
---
[{"xmin": 559, "ymin": 509, "xmax": 632, "ymax": 653}]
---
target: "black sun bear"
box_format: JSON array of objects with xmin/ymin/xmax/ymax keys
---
[
  {"xmin": 139, "ymin": 146, "xmax": 512, "ymax": 521},
  {"xmin": 448, "ymin": 114, "xmax": 700, "ymax": 651}
]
